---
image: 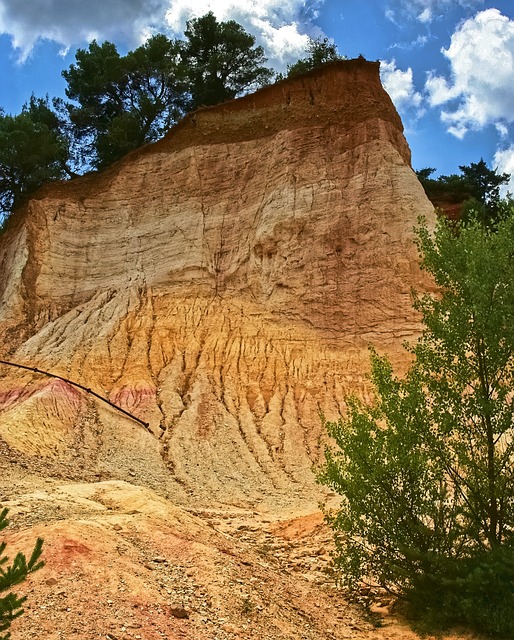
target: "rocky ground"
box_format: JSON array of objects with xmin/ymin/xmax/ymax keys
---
[{"xmin": 0, "ymin": 444, "xmax": 478, "ymax": 640}]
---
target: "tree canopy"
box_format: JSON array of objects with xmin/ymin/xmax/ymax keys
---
[
  {"xmin": 286, "ymin": 37, "xmax": 344, "ymax": 77},
  {"xmin": 61, "ymin": 14, "xmax": 275, "ymax": 168},
  {"xmin": 63, "ymin": 35, "xmax": 188, "ymax": 169},
  {"xmin": 183, "ymin": 12, "xmax": 274, "ymax": 109},
  {"xmin": 0, "ymin": 97, "xmax": 69, "ymax": 219},
  {"xmin": 318, "ymin": 209, "xmax": 514, "ymax": 635},
  {"xmin": 416, "ymin": 159, "xmax": 510, "ymax": 227}
]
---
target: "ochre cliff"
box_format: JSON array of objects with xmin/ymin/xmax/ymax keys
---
[{"xmin": 0, "ymin": 59, "xmax": 434, "ymax": 510}]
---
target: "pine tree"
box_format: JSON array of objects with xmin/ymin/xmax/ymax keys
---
[
  {"xmin": 0, "ymin": 509, "xmax": 44, "ymax": 640},
  {"xmin": 287, "ymin": 37, "xmax": 344, "ymax": 77}
]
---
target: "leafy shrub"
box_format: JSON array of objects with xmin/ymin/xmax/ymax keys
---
[{"xmin": 318, "ymin": 210, "xmax": 514, "ymax": 636}]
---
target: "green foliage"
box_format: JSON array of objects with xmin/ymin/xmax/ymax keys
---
[
  {"xmin": 408, "ymin": 545, "xmax": 514, "ymax": 635},
  {"xmin": 416, "ymin": 170, "xmax": 472, "ymax": 203},
  {"xmin": 414, "ymin": 167, "xmax": 435, "ymax": 182},
  {"xmin": 63, "ymin": 35, "xmax": 187, "ymax": 169},
  {"xmin": 319, "ymin": 354, "xmax": 458, "ymax": 595},
  {"xmin": 0, "ymin": 97, "xmax": 69, "ymax": 217},
  {"xmin": 318, "ymin": 210, "xmax": 514, "ymax": 635},
  {"xmin": 416, "ymin": 159, "xmax": 510, "ymax": 228},
  {"xmin": 183, "ymin": 12, "xmax": 274, "ymax": 109},
  {"xmin": 287, "ymin": 37, "xmax": 345, "ymax": 77},
  {"xmin": 0, "ymin": 508, "xmax": 44, "ymax": 640},
  {"xmin": 459, "ymin": 158, "xmax": 509, "ymax": 205}
]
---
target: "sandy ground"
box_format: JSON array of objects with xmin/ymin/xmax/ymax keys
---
[{"xmin": 0, "ymin": 444, "xmax": 480, "ymax": 640}]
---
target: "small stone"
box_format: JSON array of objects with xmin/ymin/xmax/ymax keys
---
[
  {"xmin": 170, "ymin": 606, "xmax": 189, "ymax": 619},
  {"xmin": 223, "ymin": 623, "xmax": 242, "ymax": 634},
  {"xmin": 152, "ymin": 556, "xmax": 167, "ymax": 563}
]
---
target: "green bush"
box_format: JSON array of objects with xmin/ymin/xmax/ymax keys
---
[{"xmin": 318, "ymin": 210, "xmax": 514, "ymax": 636}]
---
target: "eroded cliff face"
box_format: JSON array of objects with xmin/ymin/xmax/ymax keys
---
[{"xmin": 0, "ymin": 59, "xmax": 434, "ymax": 509}]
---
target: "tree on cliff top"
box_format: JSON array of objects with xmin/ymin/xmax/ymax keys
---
[
  {"xmin": 286, "ymin": 37, "xmax": 345, "ymax": 78},
  {"xmin": 0, "ymin": 97, "xmax": 70, "ymax": 218},
  {"xmin": 0, "ymin": 509, "xmax": 44, "ymax": 640},
  {"xmin": 0, "ymin": 13, "xmax": 274, "ymax": 217},
  {"xmin": 63, "ymin": 35, "xmax": 188, "ymax": 169},
  {"xmin": 0, "ymin": 14, "xmax": 351, "ymax": 220},
  {"xmin": 61, "ymin": 14, "xmax": 274, "ymax": 169},
  {"xmin": 183, "ymin": 12, "xmax": 274, "ymax": 109},
  {"xmin": 318, "ymin": 209, "xmax": 514, "ymax": 636}
]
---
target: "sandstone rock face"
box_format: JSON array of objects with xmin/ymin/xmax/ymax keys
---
[{"xmin": 0, "ymin": 60, "xmax": 434, "ymax": 509}]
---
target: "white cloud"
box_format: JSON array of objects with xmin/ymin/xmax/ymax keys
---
[
  {"xmin": 0, "ymin": 0, "xmax": 166, "ymax": 61},
  {"xmin": 425, "ymin": 74, "xmax": 458, "ymax": 107},
  {"xmin": 385, "ymin": 8, "xmax": 400, "ymax": 26},
  {"xmin": 418, "ymin": 8, "xmax": 432, "ymax": 24},
  {"xmin": 493, "ymin": 146, "xmax": 514, "ymax": 197},
  {"xmin": 380, "ymin": 59, "xmax": 423, "ymax": 112},
  {"xmin": 496, "ymin": 123, "xmax": 509, "ymax": 138},
  {"xmin": 389, "ymin": 34, "xmax": 429, "ymax": 51},
  {"xmin": 425, "ymin": 9, "xmax": 514, "ymax": 138},
  {"xmin": 0, "ymin": 0, "xmax": 319, "ymax": 68},
  {"xmin": 164, "ymin": 0, "xmax": 318, "ymax": 66},
  {"xmin": 392, "ymin": 0, "xmax": 484, "ymax": 23}
]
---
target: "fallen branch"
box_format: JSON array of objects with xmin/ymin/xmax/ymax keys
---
[{"xmin": 0, "ymin": 359, "xmax": 150, "ymax": 430}]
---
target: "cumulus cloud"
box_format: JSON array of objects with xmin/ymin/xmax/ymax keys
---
[
  {"xmin": 380, "ymin": 59, "xmax": 423, "ymax": 113},
  {"xmin": 494, "ymin": 146, "xmax": 514, "ymax": 197},
  {"xmin": 425, "ymin": 9, "xmax": 514, "ymax": 138},
  {"xmin": 0, "ymin": 0, "xmax": 167, "ymax": 60},
  {"xmin": 0, "ymin": 0, "xmax": 318, "ymax": 67}
]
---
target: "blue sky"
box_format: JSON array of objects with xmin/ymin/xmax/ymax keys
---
[{"xmin": 1, "ymin": 1, "xmax": 514, "ymax": 187}]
